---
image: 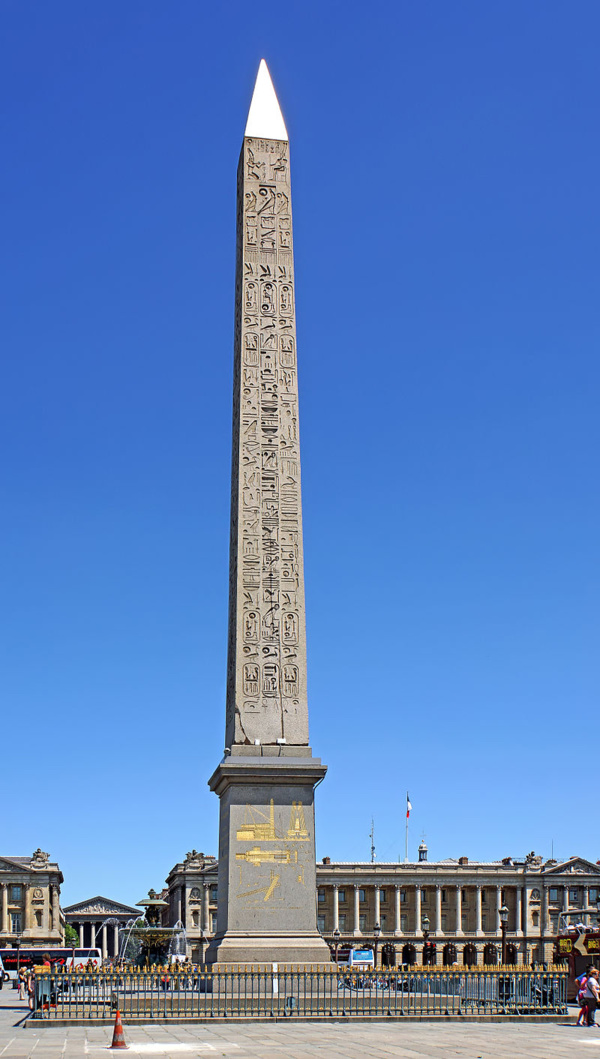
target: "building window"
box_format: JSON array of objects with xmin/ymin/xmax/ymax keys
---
[
  {"xmin": 192, "ymin": 911, "xmax": 199, "ymax": 927},
  {"xmin": 400, "ymin": 890, "xmax": 407, "ymax": 903},
  {"xmin": 338, "ymin": 914, "xmax": 346, "ymax": 930},
  {"xmin": 10, "ymin": 913, "xmax": 21, "ymax": 933},
  {"xmin": 461, "ymin": 914, "xmax": 467, "ymax": 929},
  {"xmin": 10, "ymin": 885, "xmax": 21, "ymax": 902},
  {"xmin": 359, "ymin": 889, "xmax": 366, "ymax": 903},
  {"xmin": 400, "ymin": 914, "xmax": 407, "ymax": 931},
  {"xmin": 570, "ymin": 889, "xmax": 579, "ymax": 904},
  {"xmin": 550, "ymin": 914, "xmax": 559, "ymax": 932},
  {"xmin": 210, "ymin": 913, "xmax": 217, "ymax": 932},
  {"xmin": 35, "ymin": 911, "xmax": 42, "ymax": 927},
  {"xmin": 549, "ymin": 888, "xmax": 559, "ymax": 902},
  {"xmin": 482, "ymin": 914, "xmax": 487, "ymax": 930},
  {"xmin": 318, "ymin": 890, "xmax": 326, "ymax": 903},
  {"xmin": 462, "ymin": 891, "xmax": 467, "ymax": 904},
  {"xmin": 482, "ymin": 890, "xmax": 487, "ymax": 904},
  {"xmin": 338, "ymin": 890, "xmax": 346, "ymax": 904},
  {"xmin": 421, "ymin": 889, "xmax": 428, "ymax": 903},
  {"xmin": 441, "ymin": 890, "xmax": 447, "ymax": 903},
  {"xmin": 210, "ymin": 886, "xmax": 218, "ymax": 902},
  {"xmin": 532, "ymin": 912, "xmax": 539, "ymax": 927},
  {"xmin": 359, "ymin": 914, "xmax": 367, "ymax": 930},
  {"xmin": 380, "ymin": 914, "xmax": 387, "ymax": 929},
  {"xmin": 380, "ymin": 889, "xmax": 387, "ymax": 903},
  {"xmin": 317, "ymin": 915, "xmax": 326, "ymax": 932},
  {"xmin": 591, "ymin": 888, "xmax": 599, "ymax": 905},
  {"xmin": 441, "ymin": 914, "xmax": 447, "ymax": 931}
]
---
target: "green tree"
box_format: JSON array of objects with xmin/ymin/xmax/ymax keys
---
[{"xmin": 64, "ymin": 924, "xmax": 79, "ymax": 948}]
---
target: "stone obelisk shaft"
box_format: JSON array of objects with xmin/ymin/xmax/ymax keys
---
[
  {"xmin": 207, "ymin": 62, "xmax": 329, "ymax": 966},
  {"xmin": 226, "ymin": 133, "xmax": 308, "ymax": 749}
]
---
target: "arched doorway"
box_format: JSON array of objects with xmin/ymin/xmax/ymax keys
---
[
  {"xmin": 443, "ymin": 943, "xmax": 457, "ymax": 966},
  {"xmin": 381, "ymin": 943, "xmax": 395, "ymax": 968},
  {"xmin": 483, "ymin": 943, "xmax": 498, "ymax": 965},
  {"xmin": 422, "ymin": 942, "xmax": 436, "ymax": 966},
  {"xmin": 463, "ymin": 944, "xmax": 477, "ymax": 967},
  {"xmin": 506, "ymin": 942, "xmax": 517, "ymax": 965},
  {"xmin": 402, "ymin": 943, "xmax": 416, "ymax": 966}
]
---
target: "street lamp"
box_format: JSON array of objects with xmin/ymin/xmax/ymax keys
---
[
  {"xmin": 15, "ymin": 934, "xmax": 22, "ymax": 980},
  {"xmin": 332, "ymin": 928, "xmax": 341, "ymax": 964},
  {"xmin": 421, "ymin": 915, "xmax": 431, "ymax": 965},
  {"xmin": 499, "ymin": 904, "xmax": 509, "ymax": 965},
  {"xmin": 373, "ymin": 922, "xmax": 381, "ymax": 969}
]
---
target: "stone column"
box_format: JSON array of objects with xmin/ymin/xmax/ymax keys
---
[
  {"xmin": 1, "ymin": 884, "xmax": 7, "ymax": 935},
  {"xmin": 414, "ymin": 885, "xmax": 422, "ymax": 936},
  {"xmin": 523, "ymin": 887, "xmax": 530, "ymax": 938},
  {"xmin": 455, "ymin": 886, "xmax": 463, "ymax": 935},
  {"xmin": 394, "ymin": 886, "xmax": 402, "ymax": 935},
  {"xmin": 584, "ymin": 886, "xmax": 589, "ymax": 913},
  {"xmin": 332, "ymin": 886, "xmax": 339, "ymax": 931},
  {"xmin": 203, "ymin": 885, "xmax": 210, "ymax": 932},
  {"xmin": 495, "ymin": 886, "xmax": 501, "ymax": 935},
  {"xmin": 353, "ymin": 886, "xmax": 361, "ymax": 935},
  {"xmin": 101, "ymin": 924, "xmax": 108, "ymax": 960},
  {"xmin": 515, "ymin": 887, "xmax": 522, "ymax": 934},
  {"xmin": 24, "ymin": 884, "xmax": 32, "ymax": 931},
  {"xmin": 51, "ymin": 886, "xmax": 60, "ymax": 933},
  {"xmin": 114, "ymin": 924, "xmax": 120, "ymax": 959},
  {"xmin": 475, "ymin": 885, "xmax": 483, "ymax": 935},
  {"xmin": 374, "ymin": 887, "xmax": 381, "ymax": 927},
  {"xmin": 562, "ymin": 886, "xmax": 568, "ymax": 912},
  {"xmin": 435, "ymin": 885, "xmax": 442, "ymax": 935},
  {"xmin": 541, "ymin": 887, "xmax": 549, "ymax": 939},
  {"xmin": 177, "ymin": 887, "xmax": 182, "ymax": 925},
  {"xmin": 78, "ymin": 922, "xmax": 84, "ymax": 947}
]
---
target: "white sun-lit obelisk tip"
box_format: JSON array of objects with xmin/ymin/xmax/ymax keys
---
[{"xmin": 245, "ymin": 59, "xmax": 288, "ymax": 140}]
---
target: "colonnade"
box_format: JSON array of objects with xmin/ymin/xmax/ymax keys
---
[
  {"xmin": 330, "ymin": 883, "xmax": 534, "ymax": 936},
  {"xmin": 0, "ymin": 882, "xmax": 61, "ymax": 935}
]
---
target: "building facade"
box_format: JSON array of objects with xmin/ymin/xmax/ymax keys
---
[
  {"xmin": 0, "ymin": 850, "xmax": 64, "ymax": 947},
  {"xmin": 164, "ymin": 847, "xmax": 600, "ymax": 965},
  {"xmin": 63, "ymin": 897, "xmax": 140, "ymax": 959},
  {"xmin": 162, "ymin": 851, "xmax": 218, "ymax": 964}
]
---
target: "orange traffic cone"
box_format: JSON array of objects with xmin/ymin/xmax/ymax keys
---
[{"xmin": 110, "ymin": 1010, "xmax": 128, "ymax": 1050}]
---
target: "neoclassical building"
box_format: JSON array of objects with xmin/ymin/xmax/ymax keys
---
[
  {"xmin": 163, "ymin": 844, "xmax": 600, "ymax": 965},
  {"xmin": 63, "ymin": 897, "xmax": 140, "ymax": 959},
  {"xmin": 0, "ymin": 850, "xmax": 64, "ymax": 947}
]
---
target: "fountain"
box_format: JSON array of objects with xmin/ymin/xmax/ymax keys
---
[{"xmin": 128, "ymin": 890, "xmax": 186, "ymax": 967}]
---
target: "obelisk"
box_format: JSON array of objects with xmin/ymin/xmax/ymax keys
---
[{"xmin": 206, "ymin": 61, "xmax": 331, "ymax": 965}]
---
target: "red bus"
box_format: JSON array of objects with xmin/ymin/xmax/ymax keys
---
[
  {"xmin": 554, "ymin": 910, "xmax": 600, "ymax": 1001},
  {"xmin": 0, "ymin": 948, "xmax": 102, "ymax": 981}
]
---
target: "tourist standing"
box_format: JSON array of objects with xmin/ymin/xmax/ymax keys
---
[{"xmin": 583, "ymin": 968, "xmax": 600, "ymax": 1027}]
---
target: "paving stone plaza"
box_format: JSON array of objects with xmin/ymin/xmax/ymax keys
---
[{"xmin": 0, "ymin": 996, "xmax": 595, "ymax": 1058}]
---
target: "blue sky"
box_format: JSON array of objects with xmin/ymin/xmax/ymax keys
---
[{"xmin": 1, "ymin": 1, "xmax": 598, "ymax": 906}]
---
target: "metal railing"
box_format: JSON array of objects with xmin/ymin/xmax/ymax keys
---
[{"xmin": 31, "ymin": 965, "xmax": 568, "ymax": 1020}]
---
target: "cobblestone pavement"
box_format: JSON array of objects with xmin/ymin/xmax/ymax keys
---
[{"xmin": 0, "ymin": 991, "xmax": 598, "ymax": 1057}]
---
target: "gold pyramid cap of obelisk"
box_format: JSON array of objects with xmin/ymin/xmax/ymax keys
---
[{"xmin": 245, "ymin": 59, "xmax": 288, "ymax": 140}]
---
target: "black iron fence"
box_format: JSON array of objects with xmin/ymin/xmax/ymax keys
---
[{"xmin": 31, "ymin": 966, "xmax": 568, "ymax": 1020}]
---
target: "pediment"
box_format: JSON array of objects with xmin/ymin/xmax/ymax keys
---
[
  {"xmin": 544, "ymin": 857, "xmax": 600, "ymax": 876},
  {"xmin": 0, "ymin": 858, "xmax": 32, "ymax": 874},
  {"xmin": 63, "ymin": 895, "xmax": 139, "ymax": 916}
]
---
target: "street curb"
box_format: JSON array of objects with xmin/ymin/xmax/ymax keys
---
[{"xmin": 25, "ymin": 1014, "xmax": 570, "ymax": 1027}]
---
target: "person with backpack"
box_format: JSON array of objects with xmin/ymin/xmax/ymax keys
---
[{"xmin": 576, "ymin": 967, "xmax": 591, "ymax": 1026}]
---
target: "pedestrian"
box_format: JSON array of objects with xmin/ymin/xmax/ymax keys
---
[
  {"xmin": 27, "ymin": 971, "xmax": 35, "ymax": 1011},
  {"xmin": 576, "ymin": 966, "xmax": 591, "ymax": 1027},
  {"xmin": 583, "ymin": 967, "xmax": 600, "ymax": 1027},
  {"xmin": 18, "ymin": 970, "xmax": 27, "ymax": 1000}
]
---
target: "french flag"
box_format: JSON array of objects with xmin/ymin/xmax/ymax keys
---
[{"xmin": 406, "ymin": 794, "xmax": 412, "ymax": 819}]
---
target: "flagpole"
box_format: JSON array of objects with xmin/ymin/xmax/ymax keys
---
[{"xmin": 405, "ymin": 791, "xmax": 409, "ymax": 864}]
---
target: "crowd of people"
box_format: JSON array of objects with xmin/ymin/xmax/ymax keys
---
[{"xmin": 576, "ymin": 966, "xmax": 599, "ymax": 1027}]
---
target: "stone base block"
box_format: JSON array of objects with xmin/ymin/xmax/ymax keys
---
[{"xmin": 206, "ymin": 930, "xmax": 332, "ymax": 966}]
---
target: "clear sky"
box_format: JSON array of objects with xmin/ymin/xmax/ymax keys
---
[{"xmin": 1, "ymin": 1, "xmax": 598, "ymax": 907}]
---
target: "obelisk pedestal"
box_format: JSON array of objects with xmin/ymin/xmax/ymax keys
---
[{"xmin": 206, "ymin": 61, "xmax": 330, "ymax": 966}]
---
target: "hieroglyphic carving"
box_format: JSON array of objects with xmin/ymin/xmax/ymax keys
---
[{"xmin": 226, "ymin": 134, "xmax": 308, "ymax": 747}]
